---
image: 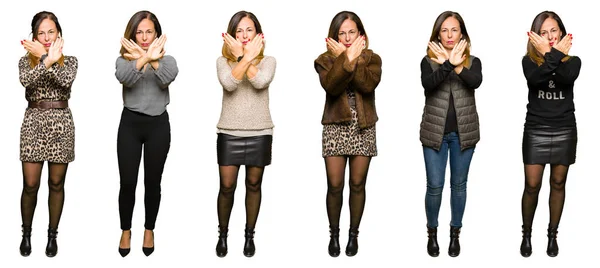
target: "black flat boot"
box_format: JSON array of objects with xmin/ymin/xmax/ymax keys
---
[
  {"xmin": 142, "ymin": 230, "xmax": 154, "ymax": 256},
  {"xmin": 448, "ymin": 226, "xmax": 461, "ymax": 257},
  {"xmin": 215, "ymin": 226, "xmax": 228, "ymax": 257},
  {"xmin": 546, "ymin": 226, "xmax": 559, "ymax": 257},
  {"xmin": 427, "ymin": 227, "xmax": 440, "ymax": 257},
  {"xmin": 328, "ymin": 226, "xmax": 340, "ymax": 257},
  {"xmin": 118, "ymin": 230, "xmax": 131, "ymax": 257},
  {"xmin": 243, "ymin": 228, "xmax": 256, "ymax": 257},
  {"xmin": 520, "ymin": 225, "xmax": 532, "ymax": 257},
  {"xmin": 45, "ymin": 228, "xmax": 58, "ymax": 258},
  {"xmin": 20, "ymin": 226, "xmax": 32, "ymax": 257},
  {"xmin": 345, "ymin": 228, "xmax": 359, "ymax": 257}
]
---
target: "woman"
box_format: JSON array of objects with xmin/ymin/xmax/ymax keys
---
[
  {"xmin": 314, "ymin": 11, "xmax": 382, "ymax": 257},
  {"xmin": 115, "ymin": 10, "xmax": 178, "ymax": 257},
  {"xmin": 18, "ymin": 11, "xmax": 77, "ymax": 258},
  {"xmin": 520, "ymin": 11, "xmax": 579, "ymax": 258},
  {"xmin": 215, "ymin": 10, "xmax": 275, "ymax": 258},
  {"xmin": 419, "ymin": 11, "xmax": 482, "ymax": 258}
]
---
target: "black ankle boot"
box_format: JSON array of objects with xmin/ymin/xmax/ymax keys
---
[
  {"xmin": 520, "ymin": 225, "xmax": 532, "ymax": 257},
  {"xmin": 142, "ymin": 230, "xmax": 155, "ymax": 256},
  {"xmin": 216, "ymin": 226, "xmax": 228, "ymax": 257},
  {"xmin": 45, "ymin": 228, "xmax": 58, "ymax": 257},
  {"xmin": 328, "ymin": 226, "xmax": 340, "ymax": 257},
  {"xmin": 448, "ymin": 226, "xmax": 461, "ymax": 257},
  {"xmin": 243, "ymin": 228, "xmax": 255, "ymax": 257},
  {"xmin": 118, "ymin": 231, "xmax": 131, "ymax": 257},
  {"xmin": 427, "ymin": 227, "xmax": 440, "ymax": 257},
  {"xmin": 20, "ymin": 226, "xmax": 32, "ymax": 257},
  {"xmin": 547, "ymin": 226, "xmax": 559, "ymax": 257},
  {"xmin": 345, "ymin": 228, "xmax": 359, "ymax": 257}
]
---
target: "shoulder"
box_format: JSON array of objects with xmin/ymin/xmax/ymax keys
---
[
  {"xmin": 19, "ymin": 56, "xmax": 28, "ymax": 65},
  {"xmin": 314, "ymin": 51, "xmax": 334, "ymax": 68},
  {"xmin": 259, "ymin": 56, "xmax": 276, "ymax": 66},
  {"xmin": 567, "ymin": 55, "xmax": 581, "ymax": 64},
  {"xmin": 64, "ymin": 55, "xmax": 78, "ymax": 64}
]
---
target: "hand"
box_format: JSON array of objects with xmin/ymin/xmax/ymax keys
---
[
  {"xmin": 222, "ymin": 33, "xmax": 244, "ymax": 58},
  {"xmin": 326, "ymin": 37, "xmax": 346, "ymax": 57},
  {"xmin": 46, "ymin": 36, "xmax": 64, "ymax": 65},
  {"xmin": 242, "ymin": 33, "xmax": 264, "ymax": 61},
  {"xmin": 146, "ymin": 34, "xmax": 166, "ymax": 61},
  {"xmin": 528, "ymin": 31, "xmax": 551, "ymax": 55},
  {"xmin": 553, "ymin": 33, "xmax": 572, "ymax": 55},
  {"xmin": 120, "ymin": 37, "xmax": 145, "ymax": 60},
  {"xmin": 22, "ymin": 39, "xmax": 46, "ymax": 58},
  {"xmin": 428, "ymin": 41, "xmax": 448, "ymax": 64},
  {"xmin": 346, "ymin": 35, "xmax": 365, "ymax": 62},
  {"xmin": 448, "ymin": 39, "xmax": 467, "ymax": 66}
]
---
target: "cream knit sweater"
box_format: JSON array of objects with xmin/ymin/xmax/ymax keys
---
[{"xmin": 216, "ymin": 56, "xmax": 276, "ymax": 131}]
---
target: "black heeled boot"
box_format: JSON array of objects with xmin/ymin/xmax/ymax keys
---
[
  {"xmin": 243, "ymin": 228, "xmax": 256, "ymax": 257},
  {"xmin": 520, "ymin": 225, "xmax": 532, "ymax": 257},
  {"xmin": 20, "ymin": 226, "xmax": 32, "ymax": 257},
  {"xmin": 427, "ymin": 227, "xmax": 440, "ymax": 257},
  {"xmin": 215, "ymin": 226, "xmax": 228, "ymax": 257},
  {"xmin": 328, "ymin": 226, "xmax": 340, "ymax": 257},
  {"xmin": 547, "ymin": 226, "xmax": 559, "ymax": 257},
  {"xmin": 448, "ymin": 226, "xmax": 461, "ymax": 257},
  {"xmin": 118, "ymin": 231, "xmax": 131, "ymax": 257},
  {"xmin": 142, "ymin": 230, "xmax": 155, "ymax": 256},
  {"xmin": 345, "ymin": 228, "xmax": 359, "ymax": 257},
  {"xmin": 45, "ymin": 228, "xmax": 58, "ymax": 257}
]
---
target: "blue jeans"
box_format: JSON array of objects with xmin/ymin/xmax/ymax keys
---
[{"xmin": 423, "ymin": 132, "xmax": 475, "ymax": 228}]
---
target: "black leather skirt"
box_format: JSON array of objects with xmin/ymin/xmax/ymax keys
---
[
  {"xmin": 522, "ymin": 124, "xmax": 577, "ymax": 165},
  {"xmin": 217, "ymin": 133, "xmax": 272, "ymax": 166}
]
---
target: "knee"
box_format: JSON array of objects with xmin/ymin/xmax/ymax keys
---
[
  {"xmin": 349, "ymin": 179, "xmax": 365, "ymax": 194},
  {"xmin": 327, "ymin": 180, "xmax": 344, "ymax": 195},
  {"xmin": 220, "ymin": 182, "xmax": 237, "ymax": 196},
  {"xmin": 524, "ymin": 181, "xmax": 542, "ymax": 194},
  {"xmin": 48, "ymin": 178, "xmax": 64, "ymax": 193},
  {"xmin": 450, "ymin": 180, "xmax": 467, "ymax": 192},
  {"xmin": 23, "ymin": 181, "xmax": 40, "ymax": 194},
  {"xmin": 549, "ymin": 177, "xmax": 566, "ymax": 191},
  {"xmin": 245, "ymin": 178, "xmax": 262, "ymax": 193}
]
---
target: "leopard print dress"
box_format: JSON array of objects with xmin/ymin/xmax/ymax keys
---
[
  {"xmin": 18, "ymin": 55, "xmax": 78, "ymax": 163},
  {"xmin": 322, "ymin": 88, "xmax": 377, "ymax": 157}
]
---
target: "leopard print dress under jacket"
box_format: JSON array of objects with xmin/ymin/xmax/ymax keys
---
[
  {"xmin": 322, "ymin": 88, "xmax": 377, "ymax": 157},
  {"xmin": 18, "ymin": 55, "xmax": 78, "ymax": 163}
]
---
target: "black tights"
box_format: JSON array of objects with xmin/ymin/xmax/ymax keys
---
[
  {"xmin": 325, "ymin": 156, "xmax": 371, "ymax": 230},
  {"xmin": 21, "ymin": 162, "xmax": 68, "ymax": 230},
  {"xmin": 217, "ymin": 165, "xmax": 265, "ymax": 230},
  {"xmin": 521, "ymin": 164, "xmax": 569, "ymax": 229}
]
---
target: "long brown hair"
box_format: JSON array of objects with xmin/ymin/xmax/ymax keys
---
[
  {"xmin": 526, "ymin": 11, "xmax": 569, "ymax": 65},
  {"xmin": 222, "ymin": 11, "xmax": 264, "ymax": 63},
  {"xmin": 326, "ymin": 11, "xmax": 369, "ymax": 53},
  {"xmin": 120, "ymin": 10, "xmax": 162, "ymax": 56},
  {"xmin": 426, "ymin": 11, "xmax": 471, "ymax": 67},
  {"xmin": 28, "ymin": 11, "xmax": 64, "ymax": 68}
]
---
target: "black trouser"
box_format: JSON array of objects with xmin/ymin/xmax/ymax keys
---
[{"xmin": 117, "ymin": 108, "xmax": 170, "ymax": 230}]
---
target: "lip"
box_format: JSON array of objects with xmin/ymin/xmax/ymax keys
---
[
  {"xmin": 446, "ymin": 41, "xmax": 454, "ymax": 45},
  {"xmin": 242, "ymin": 41, "xmax": 249, "ymax": 45},
  {"xmin": 43, "ymin": 43, "xmax": 51, "ymax": 47},
  {"xmin": 549, "ymin": 42, "xmax": 554, "ymax": 46},
  {"xmin": 344, "ymin": 44, "xmax": 351, "ymax": 47},
  {"xmin": 141, "ymin": 43, "xmax": 150, "ymax": 47}
]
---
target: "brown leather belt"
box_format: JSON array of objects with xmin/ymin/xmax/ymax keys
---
[{"xmin": 28, "ymin": 100, "xmax": 68, "ymax": 109}]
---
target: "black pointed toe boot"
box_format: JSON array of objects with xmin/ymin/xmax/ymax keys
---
[
  {"xmin": 216, "ymin": 226, "xmax": 228, "ymax": 257},
  {"xmin": 546, "ymin": 226, "xmax": 559, "ymax": 257},
  {"xmin": 45, "ymin": 228, "xmax": 58, "ymax": 258},
  {"xmin": 328, "ymin": 226, "xmax": 340, "ymax": 257},
  {"xmin": 345, "ymin": 228, "xmax": 359, "ymax": 257},
  {"xmin": 243, "ymin": 228, "xmax": 255, "ymax": 257},
  {"xmin": 520, "ymin": 225, "xmax": 532, "ymax": 257},
  {"xmin": 20, "ymin": 226, "xmax": 32, "ymax": 257}
]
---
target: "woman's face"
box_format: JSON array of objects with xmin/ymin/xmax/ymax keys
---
[
  {"xmin": 135, "ymin": 18, "xmax": 156, "ymax": 50},
  {"xmin": 540, "ymin": 17, "xmax": 562, "ymax": 46},
  {"xmin": 338, "ymin": 19, "xmax": 359, "ymax": 47},
  {"xmin": 236, "ymin": 17, "xmax": 257, "ymax": 46},
  {"xmin": 36, "ymin": 18, "xmax": 58, "ymax": 52},
  {"xmin": 438, "ymin": 16, "xmax": 462, "ymax": 51}
]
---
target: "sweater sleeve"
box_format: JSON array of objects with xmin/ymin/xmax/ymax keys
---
[
  {"xmin": 554, "ymin": 56, "xmax": 581, "ymax": 85},
  {"xmin": 115, "ymin": 56, "xmax": 144, "ymax": 88},
  {"xmin": 153, "ymin": 55, "xmax": 179, "ymax": 89},
  {"xmin": 421, "ymin": 57, "xmax": 454, "ymax": 93},
  {"xmin": 457, "ymin": 57, "xmax": 482, "ymax": 89},
  {"xmin": 314, "ymin": 52, "xmax": 354, "ymax": 96},
  {"xmin": 216, "ymin": 57, "xmax": 241, "ymax": 92},
  {"xmin": 351, "ymin": 52, "xmax": 382, "ymax": 94},
  {"xmin": 248, "ymin": 56, "xmax": 276, "ymax": 90},
  {"xmin": 522, "ymin": 48, "xmax": 565, "ymax": 86}
]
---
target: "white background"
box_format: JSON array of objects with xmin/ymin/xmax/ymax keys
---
[{"xmin": 0, "ymin": 0, "xmax": 597, "ymax": 267}]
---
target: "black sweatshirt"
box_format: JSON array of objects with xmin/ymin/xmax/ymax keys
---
[
  {"xmin": 522, "ymin": 48, "xmax": 581, "ymax": 128},
  {"xmin": 421, "ymin": 57, "xmax": 483, "ymax": 133}
]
